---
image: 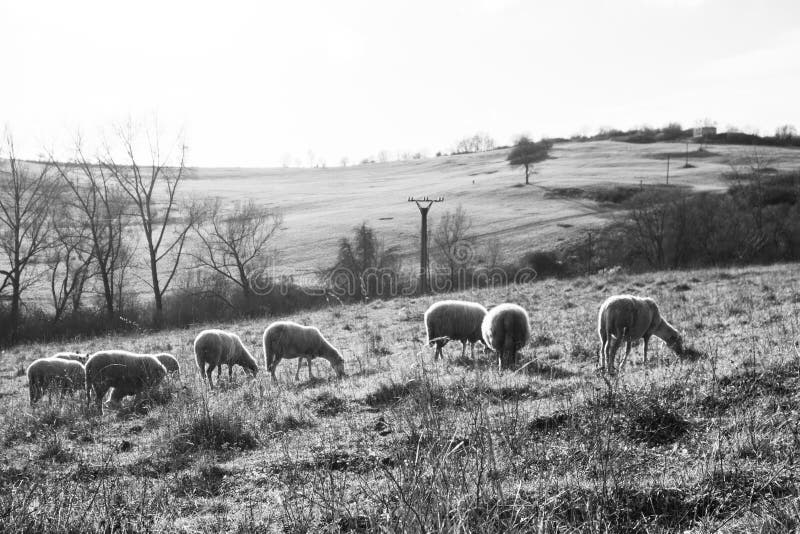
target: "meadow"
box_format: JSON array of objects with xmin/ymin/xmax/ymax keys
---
[
  {"xmin": 1, "ymin": 261, "xmax": 798, "ymax": 532},
  {"xmin": 186, "ymin": 141, "xmax": 800, "ymax": 274}
]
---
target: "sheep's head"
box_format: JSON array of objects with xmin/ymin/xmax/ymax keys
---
[
  {"xmin": 327, "ymin": 349, "xmax": 346, "ymax": 378},
  {"xmin": 666, "ymin": 334, "xmax": 684, "ymax": 356},
  {"xmin": 243, "ymin": 360, "xmax": 259, "ymax": 376}
]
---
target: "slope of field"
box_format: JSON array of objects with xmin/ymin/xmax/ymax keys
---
[
  {"xmin": 186, "ymin": 141, "xmax": 800, "ymax": 275},
  {"xmin": 1, "ymin": 262, "xmax": 798, "ymax": 531}
]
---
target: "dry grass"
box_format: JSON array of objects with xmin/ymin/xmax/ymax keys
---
[{"xmin": 1, "ymin": 262, "xmax": 799, "ymax": 531}]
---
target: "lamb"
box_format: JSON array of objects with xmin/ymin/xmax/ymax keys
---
[
  {"xmin": 263, "ymin": 321, "xmax": 346, "ymax": 381},
  {"xmin": 193, "ymin": 329, "xmax": 259, "ymax": 388},
  {"xmin": 597, "ymin": 294, "xmax": 684, "ymax": 375},
  {"xmin": 85, "ymin": 351, "xmax": 167, "ymax": 412},
  {"xmin": 481, "ymin": 303, "xmax": 531, "ymax": 369},
  {"xmin": 53, "ymin": 352, "xmax": 89, "ymax": 364},
  {"xmin": 26, "ymin": 357, "xmax": 86, "ymax": 405},
  {"xmin": 151, "ymin": 353, "xmax": 181, "ymax": 376},
  {"xmin": 424, "ymin": 300, "xmax": 488, "ymax": 360}
]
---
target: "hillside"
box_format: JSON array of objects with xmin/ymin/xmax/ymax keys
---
[
  {"xmin": 187, "ymin": 140, "xmax": 800, "ymax": 274},
  {"xmin": 2, "ymin": 262, "xmax": 799, "ymax": 531}
]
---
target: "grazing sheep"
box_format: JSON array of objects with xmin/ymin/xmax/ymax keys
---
[
  {"xmin": 26, "ymin": 357, "xmax": 86, "ymax": 406},
  {"xmin": 424, "ymin": 300, "xmax": 488, "ymax": 360},
  {"xmin": 152, "ymin": 353, "xmax": 180, "ymax": 376},
  {"xmin": 597, "ymin": 294, "xmax": 684, "ymax": 375},
  {"xmin": 194, "ymin": 329, "xmax": 259, "ymax": 388},
  {"xmin": 263, "ymin": 321, "xmax": 346, "ymax": 381},
  {"xmin": 53, "ymin": 352, "xmax": 89, "ymax": 364},
  {"xmin": 85, "ymin": 351, "xmax": 167, "ymax": 412},
  {"xmin": 481, "ymin": 303, "xmax": 531, "ymax": 369}
]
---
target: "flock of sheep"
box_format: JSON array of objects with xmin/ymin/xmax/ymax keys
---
[{"xmin": 23, "ymin": 294, "xmax": 686, "ymax": 411}]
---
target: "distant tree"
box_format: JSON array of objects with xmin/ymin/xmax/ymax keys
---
[
  {"xmin": 47, "ymin": 208, "xmax": 93, "ymax": 323},
  {"xmin": 100, "ymin": 122, "xmax": 198, "ymax": 320},
  {"xmin": 506, "ymin": 136, "xmax": 552, "ymax": 185},
  {"xmin": 775, "ymin": 124, "xmax": 797, "ymax": 141},
  {"xmin": 192, "ymin": 199, "xmax": 282, "ymax": 308},
  {"xmin": 328, "ymin": 223, "xmax": 399, "ymax": 301},
  {"xmin": 433, "ymin": 205, "xmax": 475, "ymax": 289},
  {"xmin": 0, "ymin": 137, "xmax": 59, "ymax": 340},
  {"xmin": 340, "ymin": 156, "xmax": 349, "ymax": 167},
  {"xmin": 454, "ymin": 132, "xmax": 495, "ymax": 154},
  {"xmin": 377, "ymin": 150, "xmax": 390, "ymax": 163},
  {"xmin": 50, "ymin": 137, "xmax": 133, "ymax": 319}
]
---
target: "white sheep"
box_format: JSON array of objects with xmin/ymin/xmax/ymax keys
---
[
  {"xmin": 85, "ymin": 351, "xmax": 167, "ymax": 412},
  {"xmin": 193, "ymin": 329, "xmax": 259, "ymax": 388},
  {"xmin": 151, "ymin": 353, "xmax": 180, "ymax": 376},
  {"xmin": 263, "ymin": 320, "xmax": 346, "ymax": 381},
  {"xmin": 424, "ymin": 300, "xmax": 488, "ymax": 360},
  {"xmin": 53, "ymin": 352, "xmax": 89, "ymax": 364},
  {"xmin": 481, "ymin": 303, "xmax": 531, "ymax": 369},
  {"xmin": 26, "ymin": 357, "xmax": 86, "ymax": 405},
  {"xmin": 597, "ymin": 294, "xmax": 684, "ymax": 375}
]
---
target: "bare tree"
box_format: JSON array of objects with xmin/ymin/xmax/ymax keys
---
[
  {"xmin": 50, "ymin": 138, "xmax": 132, "ymax": 319},
  {"xmin": 433, "ymin": 205, "xmax": 475, "ymax": 288},
  {"xmin": 47, "ymin": 209, "xmax": 93, "ymax": 323},
  {"xmin": 0, "ymin": 137, "xmax": 59, "ymax": 340},
  {"xmin": 192, "ymin": 199, "xmax": 283, "ymax": 307},
  {"xmin": 100, "ymin": 123, "xmax": 197, "ymax": 319}
]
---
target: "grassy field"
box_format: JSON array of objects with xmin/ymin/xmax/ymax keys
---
[
  {"xmin": 185, "ymin": 140, "xmax": 800, "ymax": 275},
  {"xmin": 1, "ymin": 262, "xmax": 799, "ymax": 532}
]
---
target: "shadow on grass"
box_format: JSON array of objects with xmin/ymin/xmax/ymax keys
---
[{"xmin": 516, "ymin": 359, "xmax": 577, "ymax": 380}]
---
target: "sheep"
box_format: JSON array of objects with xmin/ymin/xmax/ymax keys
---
[
  {"xmin": 481, "ymin": 303, "xmax": 531, "ymax": 369},
  {"xmin": 151, "ymin": 353, "xmax": 181, "ymax": 376},
  {"xmin": 597, "ymin": 294, "xmax": 684, "ymax": 375},
  {"xmin": 26, "ymin": 357, "xmax": 86, "ymax": 406},
  {"xmin": 424, "ymin": 300, "xmax": 488, "ymax": 360},
  {"xmin": 85, "ymin": 351, "xmax": 167, "ymax": 412},
  {"xmin": 53, "ymin": 352, "xmax": 89, "ymax": 364},
  {"xmin": 263, "ymin": 321, "xmax": 346, "ymax": 381},
  {"xmin": 193, "ymin": 329, "xmax": 259, "ymax": 388}
]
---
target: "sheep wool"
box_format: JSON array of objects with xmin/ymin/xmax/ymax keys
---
[
  {"xmin": 194, "ymin": 329, "xmax": 259, "ymax": 388},
  {"xmin": 27, "ymin": 357, "xmax": 86, "ymax": 406},
  {"xmin": 481, "ymin": 303, "xmax": 531, "ymax": 369},
  {"xmin": 85, "ymin": 351, "xmax": 167, "ymax": 412},
  {"xmin": 263, "ymin": 320, "xmax": 346, "ymax": 381},
  {"xmin": 424, "ymin": 300, "xmax": 488, "ymax": 360},
  {"xmin": 597, "ymin": 294, "xmax": 684, "ymax": 375},
  {"xmin": 53, "ymin": 352, "xmax": 89, "ymax": 364}
]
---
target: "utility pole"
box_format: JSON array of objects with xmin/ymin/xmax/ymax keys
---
[{"xmin": 408, "ymin": 196, "xmax": 444, "ymax": 294}]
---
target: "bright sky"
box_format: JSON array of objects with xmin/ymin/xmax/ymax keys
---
[{"xmin": 1, "ymin": 0, "xmax": 798, "ymax": 167}]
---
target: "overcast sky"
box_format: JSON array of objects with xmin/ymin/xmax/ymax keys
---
[{"xmin": 1, "ymin": 0, "xmax": 798, "ymax": 167}]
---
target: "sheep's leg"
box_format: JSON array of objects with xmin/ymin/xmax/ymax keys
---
[
  {"xmin": 198, "ymin": 361, "xmax": 207, "ymax": 382},
  {"xmin": 461, "ymin": 341, "xmax": 468, "ymax": 360},
  {"xmin": 206, "ymin": 364, "xmax": 216, "ymax": 389},
  {"xmin": 434, "ymin": 342, "xmax": 443, "ymax": 360},
  {"xmin": 607, "ymin": 337, "xmax": 622, "ymax": 375},
  {"xmin": 228, "ymin": 364, "xmax": 234, "ymax": 380},
  {"xmin": 643, "ymin": 336, "xmax": 650, "ymax": 364},
  {"xmin": 307, "ymin": 358, "xmax": 314, "ymax": 380},
  {"xmin": 269, "ymin": 358, "xmax": 280, "ymax": 382},
  {"xmin": 94, "ymin": 386, "xmax": 109, "ymax": 412},
  {"xmin": 294, "ymin": 359, "xmax": 302, "ymax": 381},
  {"xmin": 599, "ymin": 331, "xmax": 608, "ymax": 371},
  {"xmin": 470, "ymin": 342, "xmax": 475, "ymax": 360}
]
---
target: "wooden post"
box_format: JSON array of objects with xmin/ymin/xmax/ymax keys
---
[
  {"xmin": 685, "ymin": 142, "xmax": 689, "ymax": 167},
  {"xmin": 408, "ymin": 196, "xmax": 444, "ymax": 294},
  {"xmin": 666, "ymin": 155, "xmax": 670, "ymax": 185}
]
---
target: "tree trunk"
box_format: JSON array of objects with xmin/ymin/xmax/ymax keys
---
[
  {"xmin": 525, "ymin": 163, "xmax": 530, "ymax": 185},
  {"xmin": 9, "ymin": 276, "xmax": 20, "ymax": 342}
]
